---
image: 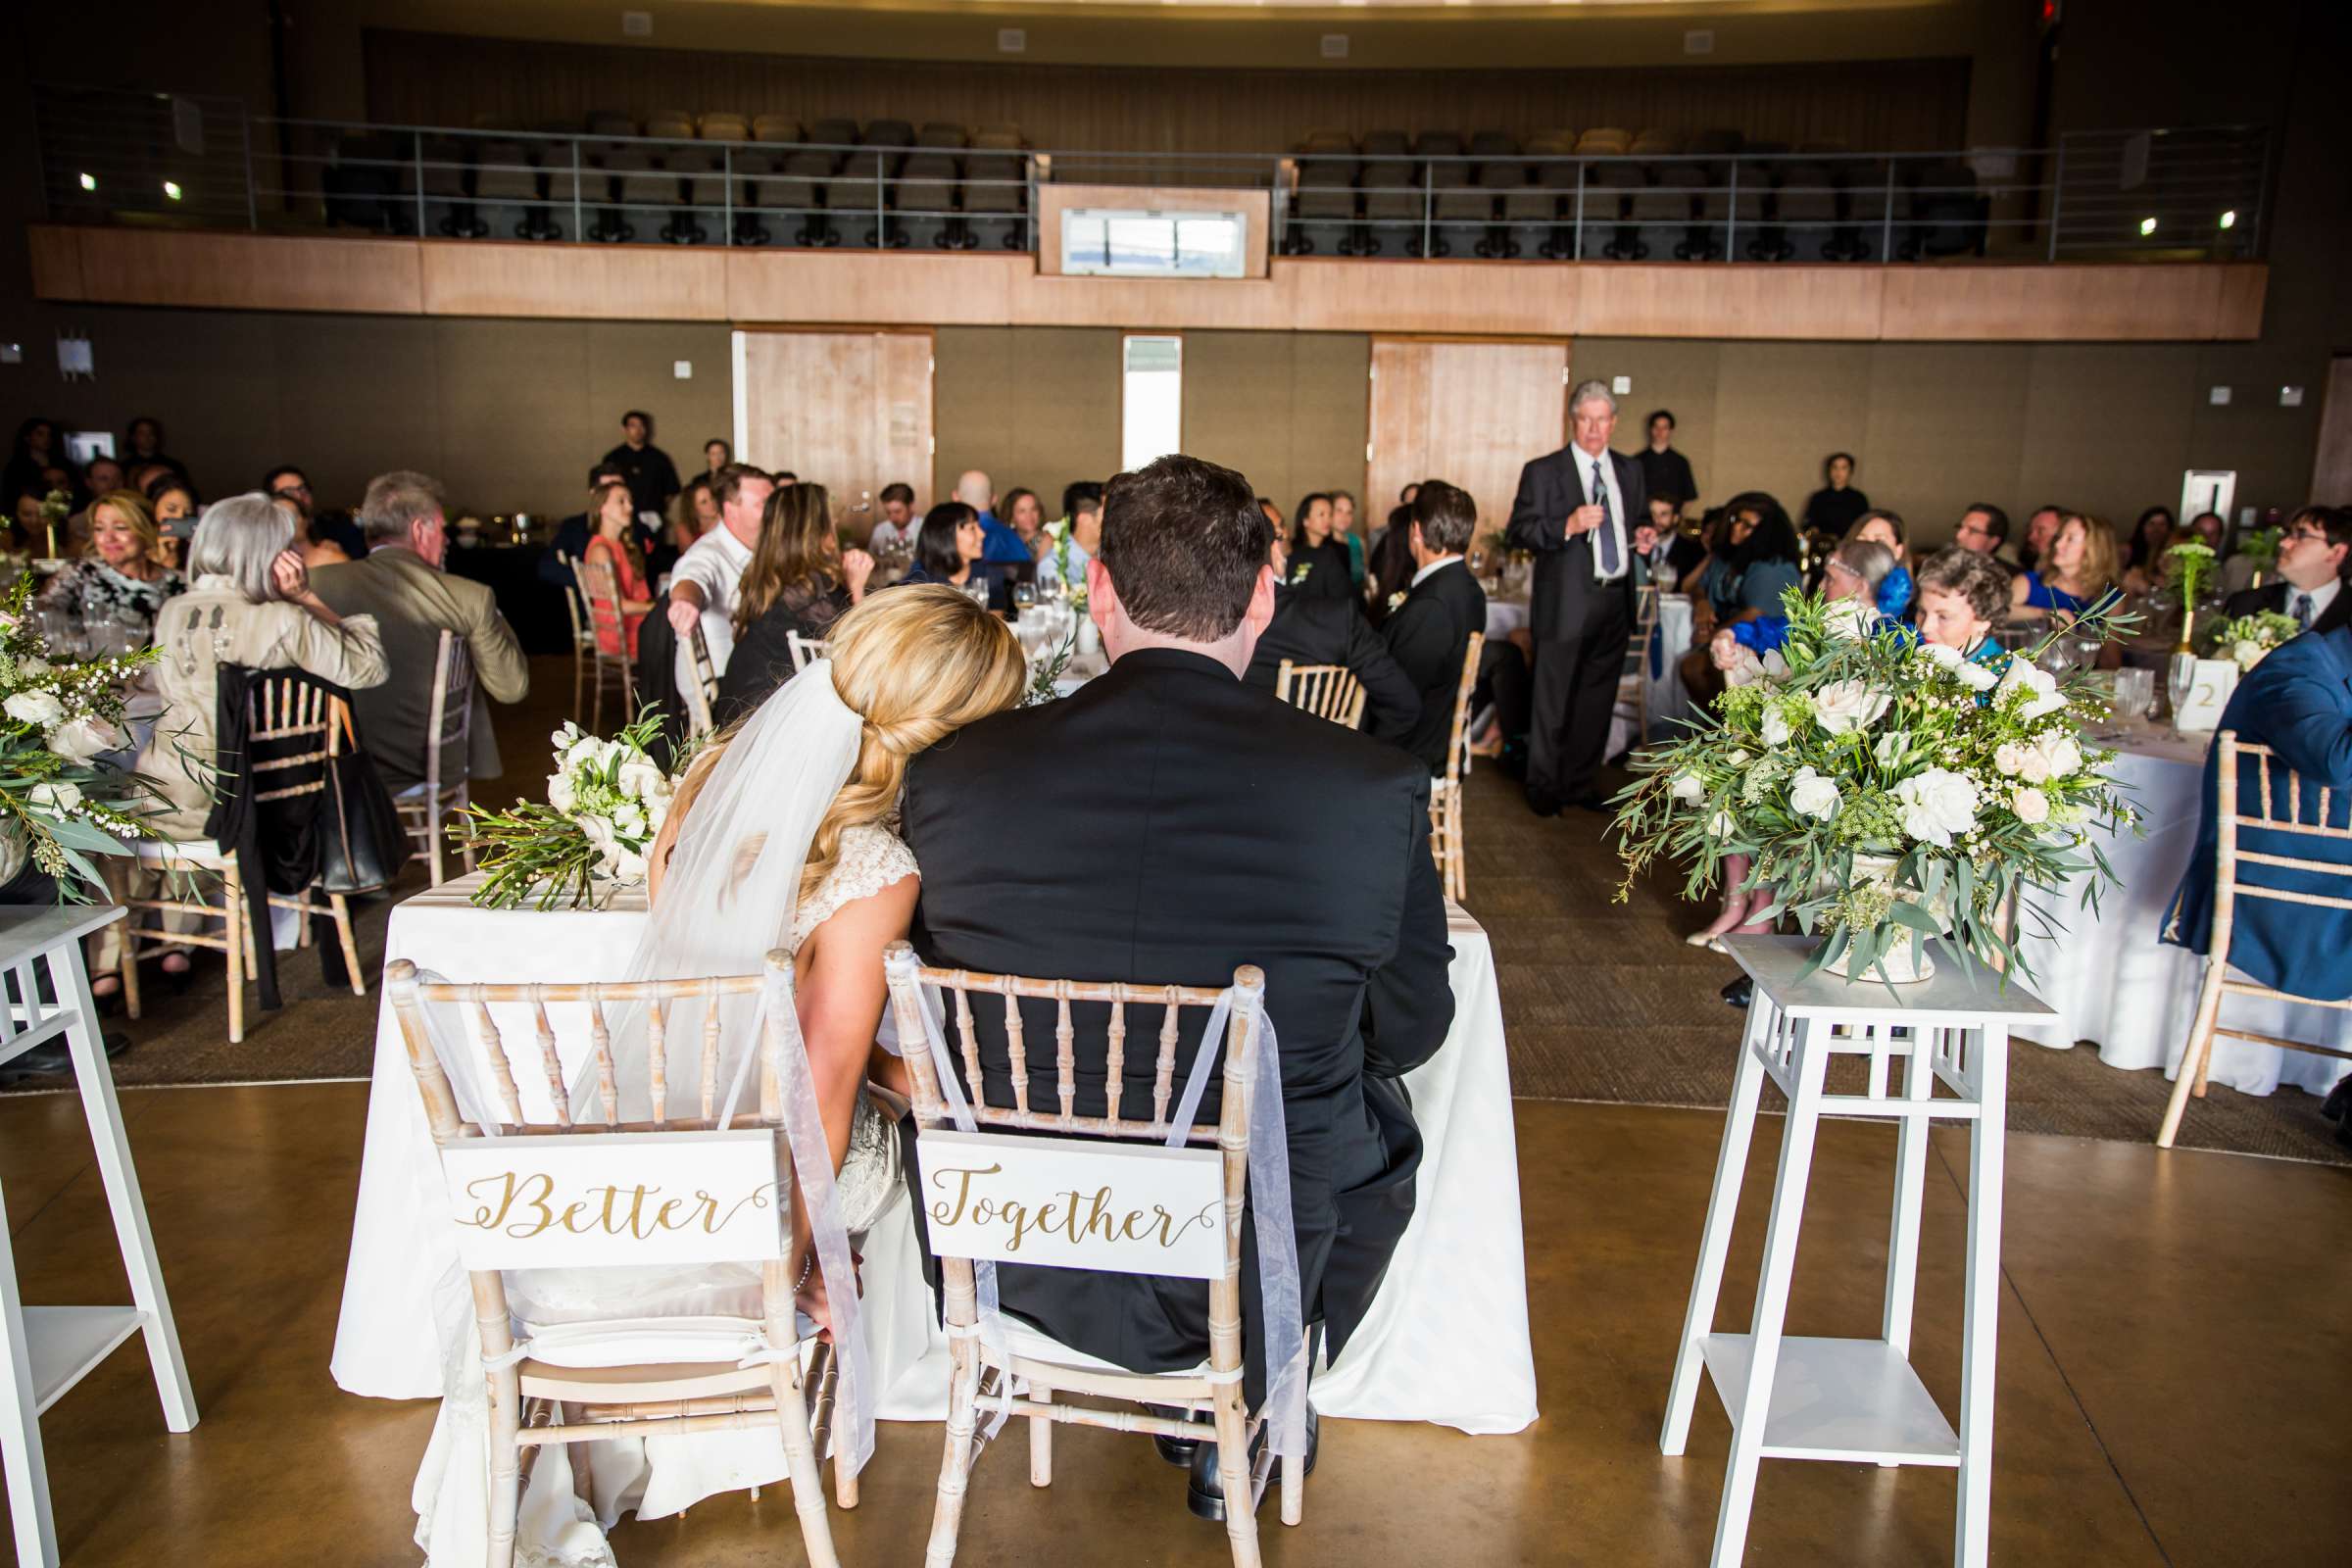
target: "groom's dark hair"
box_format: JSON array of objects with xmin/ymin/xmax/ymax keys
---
[{"xmin": 1099, "ymin": 455, "xmax": 1272, "ymax": 642}]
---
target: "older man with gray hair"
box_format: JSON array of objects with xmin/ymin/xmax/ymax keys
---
[
  {"xmin": 1503, "ymin": 378, "xmax": 1646, "ymax": 815},
  {"xmin": 310, "ymin": 470, "xmax": 530, "ymax": 807}
]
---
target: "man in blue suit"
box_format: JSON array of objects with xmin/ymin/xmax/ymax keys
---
[{"xmin": 2164, "ymin": 621, "xmax": 2352, "ymax": 1134}]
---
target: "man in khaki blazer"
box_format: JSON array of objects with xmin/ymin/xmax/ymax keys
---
[{"xmin": 311, "ymin": 469, "xmax": 529, "ymax": 793}]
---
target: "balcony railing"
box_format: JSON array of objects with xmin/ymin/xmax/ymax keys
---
[{"xmin": 31, "ymin": 85, "xmax": 2268, "ymax": 267}]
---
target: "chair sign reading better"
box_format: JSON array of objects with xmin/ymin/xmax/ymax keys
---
[
  {"xmin": 439, "ymin": 1128, "xmax": 785, "ymax": 1270},
  {"xmin": 913, "ymin": 1127, "xmax": 1226, "ymax": 1280}
]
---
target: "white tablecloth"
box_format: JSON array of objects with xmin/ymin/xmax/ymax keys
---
[
  {"xmin": 2012, "ymin": 724, "xmax": 2352, "ymax": 1098},
  {"xmin": 337, "ymin": 881, "xmax": 1534, "ymax": 1548}
]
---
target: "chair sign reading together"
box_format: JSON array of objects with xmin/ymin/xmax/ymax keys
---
[
  {"xmin": 914, "ymin": 1127, "xmax": 1228, "ymax": 1281},
  {"xmin": 439, "ymin": 1128, "xmax": 785, "ymax": 1271}
]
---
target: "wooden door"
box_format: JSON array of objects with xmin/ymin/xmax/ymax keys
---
[
  {"xmin": 1366, "ymin": 340, "xmax": 1569, "ymax": 548},
  {"xmin": 735, "ymin": 329, "xmax": 935, "ymax": 538}
]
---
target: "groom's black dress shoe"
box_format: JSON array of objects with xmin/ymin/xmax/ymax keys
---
[
  {"xmin": 1186, "ymin": 1404, "xmax": 1319, "ymax": 1522},
  {"xmin": 1152, "ymin": 1405, "xmax": 1207, "ymax": 1467}
]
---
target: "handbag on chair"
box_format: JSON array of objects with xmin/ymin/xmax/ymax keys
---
[{"xmin": 317, "ymin": 732, "xmax": 408, "ymax": 897}]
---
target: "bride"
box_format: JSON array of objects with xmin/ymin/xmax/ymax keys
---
[{"xmin": 632, "ymin": 583, "xmax": 1027, "ymax": 1320}]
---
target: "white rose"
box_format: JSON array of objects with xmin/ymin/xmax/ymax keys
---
[
  {"xmin": 579, "ymin": 812, "xmax": 617, "ymax": 855},
  {"xmin": 47, "ymin": 715, "xmax": 122, "ymax": 762},
  {"xmin": 1825, "ymin": 600, "xmax": 1877, "ymax": 640},
  {"xmin": 28, "ymin": 780, "xmax": 81, "ymax": 814},
  {"xmin": 1874, "ymin": 732, "xmax": 1907, "ymax": 768},
  {"xmin": 1788, "ymin": 766, "xmax": 1841, "ymax": 821},
  {"xmin": 546, "ymin": 772, "xmax": 577, "ymax": 813},
  {"xmin": 2012, "ymin": 786, "xmax": 2050, "ymax": 825},
  {"xmin": 612, "ymin": 803, "xmax": 647, "ymax": 839},
  {"xmin": 1892, "ymin": 766, "xmax": 1982, "ymax": 848},
  {"xmin": 1955, "ymin": 660, "xmax": 1999, "ymax": 693},
  {"xmin": 2017, "ymin": 747, "xmax": 2051, "ymax": 784},
  {"xmin": 1720, "ymin": 647, "xmax": 1765, "ymax": 688},
  {"xmin": 1994, "ymin": 741, "xmax": 2030, "ymax": 778},
  {"xmin": 1761, "ymin": 707, "xmax": 1792, "ymax": 747},
  {"xmin": 2232, "ymin": 639, "xmax": 2265, "ymax": 671},
  {"xmin": 5, "ymin": 690, "xmax": 65, "ymax": 727},
  {"xmin": 614, "ymin": 758, "xmax": 664, "ymax": 802},
  {"xmin": 18, "ymin": 656, "xmax": 50, "ymax": 679},
  {"xmin": 610, "ymin": 846, "xmax": 648, "ymax": 885},
  {"xmin": 1810, "ymin": 679, "xmax": 1890, "ymax": 736},
  {"xmin": 1726, "ymin": 749, "xmax": 1752, "ymax": 768},
  {"xmin": 1706, "ymin": 809, "xmax": 1738, "ymax": 838},
  {"xmin": 1670, "ymin": 773, "xmax": 1706, "ymax": 806},
  {"xmin": 1761, "ymin": 649, "xmax": 1789, "ymax": 682},
  {"xmin": 1919, "ymin": 643, "xmax": 1965, "ymax": 672},
  {"xmin": 2034, "ymin": 733, "xmax": 2082, "ymax": 780},
  {"xmin": 1995, "ymin": 661, "xmax": 2067, "ymax": 721}
]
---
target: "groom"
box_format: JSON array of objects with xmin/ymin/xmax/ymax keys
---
[{"xmin": 903, "ymin": 453, "xmax": 1455, "ymax": 1515}]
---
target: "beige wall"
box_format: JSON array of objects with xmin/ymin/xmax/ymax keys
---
[
  {"xmin": 932, "ymin": 327, "xmax": 1124, "ymax": 520},
  {"xmin": 1181, "ymin": 332, "xmax": 1369, "ymax": 511},
  {"xmin": 1575, "ymin": 335, "xmax": 2329, "ymax": 547}
]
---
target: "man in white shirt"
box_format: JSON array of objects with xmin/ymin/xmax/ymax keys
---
[
  {"xmin": 2222, "ymin": 504, "xmax": 2350, "ymax": 637},
  {"xmin": 1502, "ymin": 380, "xmax": 1645, "ymax": 814},
  {"xmin": 665, "ymin": 463, "xmax": 774, "ymax": 690},
  {"xmin": 865, "ymin": 482, "xmax": 915, "ymax": 554}
]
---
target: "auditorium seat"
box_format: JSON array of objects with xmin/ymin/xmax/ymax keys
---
[
  {"xmin": 600, "ymin": 149, "xmax": 683, "ymax": 244},
  {"xmin": 669, "ymin": 149, "xmax": 730, "ymax": 243},
  {"xmin": 1694, "ymin": 159, "xmax": 1769, "ymax": 260},
  {"xmin": 1690, "ymin": 127, "xmax": 1743, "ymax": 159},
  {"xmin": 1298, "ymin": 128, "xmax": 1355, "ymax": 155},
  {"xmin": 918, "ymin": 122, "xmax": 969, "ymax": 149},
  {"xmin": 747, "ymin": 150, "xmax": 836, "ymax": 246},
  {"xmin": 896, "ymin": 152, "xmax": 959, "ymax": 248},
  {"xmin": 1499, "ymin": 166, "xmax": 1563, "ymax": 259},
  {"xmin": 809, "ymin": 118, "xmax": 858, "ymax": 147},
  {"xmin": 646, "ymin": 111, "xmax": 697, "ymax": 140},
  {"xmin": 972, "ymin": 124, "xmax": 1026, "ymax": 150},
  {"xmin": 585, "ymin": 111, "xmax": 638, "ymax": 138},
  {"xmin": 1629, "ymin": 128, "xmax": 1684, "ymax": 158},
  {"xmin": 1576, "ymin": 127, "xmax": 1632, "ymax": 157},
  {"xmin": 829, "ymin": 157, "xmax": 885, "ymax": 247},
  {"xmin": 1585, "ymin": 161, "xmax": 1645, "ymax": 259},
  {"xmin": 862, "ymin": 119, "xmax": 915, "ymax": 149},
  {"xmin": 1290, "ymin": 153, "xmax": 1358, "ymax": 255},
  {"xmin": 1629, "ymin": 163, "xmax": 1701, "ymax": 259},
  {"xmin": 961, "ymin": 154, "xmax": 1026, "ymax": 250},
  {"xmin": 473, "ymin": 140, "xmax": 554, "ymax": 241},
  {"xmin": 1355, "ymin": 158, "xmax": 1418, "ymax": 257},
  {"xmin": 403, "ymin": 135, "xmax": 484, "ymax": 239},
  {"xmin": 752, "ymin": 115, "xmax": 802, "ymax": 145},
  {"xmin": 1414, "ymin": 129, "xmax": 1465, "ymax": 159},
  {"xmin": 1772, "ymin": 160, "xmax": 1838, "ymax": 261},
  {"xmin": 1359, "ymin": 128, "xmax": 1410, "ymax": 158},
  {"xmin": 700, "ymin": 112, "xmax": 750, "ymax": 142},
  {"xmin": 1468, "ymin": 130, "xmax": 1519, "ymax": 159},
  {"xmin": 1527, "ymin": 128, "xmax": 1577, "ymax": 155},
  {"xmin": 1428, "ymin": 157, "xmax": 1487, "ymax": 258},
  {"xmin": 1900, "ymin": 160, "xmax": 1985, "ymax": 259}
]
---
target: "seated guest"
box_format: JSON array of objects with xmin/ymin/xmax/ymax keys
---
[
  {"xmin": 2188, "ymin": 510, "xmax": 2228, "ymax": 552},
  {"xmin": 1638, "ymin": 492, "xmax": 1704, "ymax": 589},
  {"xmin": 581, "ymin": 478, "xmax": 656, "ymax": 660},
  {"xmin": 2016, "ymin": 504, "xmax": 2065, "ymax": 574},
  {"xmin": 76, "ymin": 456, "xmax": 126, "ymax": 508},
  {"xmin": 664, "ymin": 464, "xmax": 774, "ymax": 690},
  {"xmin": 662, "ymin": 474, "xmax": 720, "ymax": 569},
  {"xmin": 715, "ymin": 482, "xmax": 873, "ymax": 722},
  {"xmin": 1243, "ymin": 530, "xmax": 1417, "ymax": 743},
  {"xmin": 1365, "ymin": 501, "xmax": 1418, "ymax": 627},
  {"xmin": 866, "ymin": 481, "xmax": 916, "ymax": 554},
  {"xmin": 2012, "ymin": 510, "xmax": 2120, "ymax": 622},
  {"xmin": 1035, "ymin": 490, "xmax": 1100, "ymax": 590},
  {"xmin": 539, "ymin": 461, "xmax": 630, "ymax": 589},
  {"xmin": 92, "ymin": 494, "xmax": 388, "ymax": 1002},
  {"xmin": 2121, "ymin": 504, "xmax": 2178, "ymax": 593},
  {"xmin": 2221, "ymin": 504, "xmax": 2348, "ymax": 635},
  {"xmin": 1953, "ymin": 502, "xmax": 2017, "ymax": 578},
  {"xmin": 1001, "ymin": 487, "xmax": 1048, "ymax": 558},
  {"xmin": 955, "ymin": 468, "xmax": 1033, "ymax": 564},
  {"xmin": 1285, "ymin": 491, "xmax": 1354, "ymax": 602},
  {"xmin": 1800, "ymin": 452, "xmax": 1868, "ymax": 539},
  {"xmin": 310, "ymin": 470, "xmax": 529, "ymax": 800},
  {"xmin": 1331, "ymin": 488, "xmax": 1367, "ymax": 586},
  {"xmin": 1910, "ymin": 546, "xmax": 2014, "ymax": 665},
  {"xmin": 1259, "ymin": 496, "xmax": 1286, "ymax": 536},
  {"xmin": 38, "ymin": 490, "xmax": 185, "ymax": 643},
  {"xmin": 1380, "ymin": 479, "xmax": 1488, "ymax": 773},
  {"xmin": 1691, "ymin": 492, "xmax": 1802, "ymax": 641},
  {"xmin": 1709, "ymin": 537, "xmax": 1897, "ymax": 665},
  {"xmin": 701, "ymin": 436, "xmax": 731, "ymax": 478},
  {"xmin": 123, "ymin": 416, "xmax": 190, "ymax": 489},
  {"xmin": 903, "ymin": 453, "xmax": 1453, "ymax": 1512},
  {"xmin": 2164, "ymin": 620, "xmax": 2352, "ymax": 1008},
  {"xmin": 901, "ymin": 500, "xmax": 1009, "ymax": 611},
  {"xmin": 266, "ymin": 466, "xmax": 365, "ymax": 564},
  {"xmin": 1848, "ymin": 509, "xmax": 1912, "ymax": 618}
]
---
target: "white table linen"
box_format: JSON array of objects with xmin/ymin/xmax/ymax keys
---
[
  {"xmin": 338, "ymin": 879, "xmax": 1535, "ymax": 1560},
  {"xmin": 1486, "ymin": 590, "xmax": 1693, "ymax": 756},
  {"xmin": 2011, "ymin": 722, "xmax": 2351, "ymax": 1097}
]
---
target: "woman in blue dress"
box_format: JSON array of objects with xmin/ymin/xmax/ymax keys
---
[
  {"xmin": 1849, "ymin": 508, "xmax": 1914, "ymax": 621},
  {"xmin": 2011, "ymin": 511, "xmax": 2119, "ymax": 623},
  {"xmin": 1681, "ymin": 492, "xmax": 1803, "ymax": 705}
]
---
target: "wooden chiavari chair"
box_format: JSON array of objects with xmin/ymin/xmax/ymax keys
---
[
  {"xmin": 397, "ymin": 628, "xmax": 477, "ymax": 886},
  {"xmin": 557, "ymin": 552, "xmax": 597, "ymax": 724},
  {"xmin": 882, "ymin": 942, "xmax": 1302, "ymax": 1568},
  {"xmin": 384, "ymin": 951, "xmax": 845, "ymax": 1568},
  {"xmin": 2158, "ymin": 730, "xmax": 2352, "ymax": 1148},
  {"xmin": 786, "ymin": 631, "xmax": 830, "ymax": 675},
  {"xmin": 1617, "ymin": 582, "xmax": 1661, "ymax": 748},
  {"xmin": 1273, "ymin": 661, "xmax": 1366, "ymax": 729},
  {"xmin": 1427, "ymin": 631, "xmax": 1485, "ymax": 903},
  {"xmin": 681, "ymin": 622, "xmax": 718, "ymax": 739},
  {"xmin": 120, "ymin": 677, "xmax": 367, "ymax": 1044},
  {"xmin": 574, "ymin": 555, "xmax": 637, "ymax": 734}
]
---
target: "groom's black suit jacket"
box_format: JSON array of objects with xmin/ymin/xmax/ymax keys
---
[{"xmin": 902, "ymin": 648, "xmax": 1455, "ymax": 1398}]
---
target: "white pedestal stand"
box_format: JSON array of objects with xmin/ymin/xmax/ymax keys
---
[
  {"xmin": 0, "ymin": 906, "xmax": 197, "ymax": 1567},
  {"xmin": 1660, "ymin": 935, "xmax": 2051, "ymax": 1568}
]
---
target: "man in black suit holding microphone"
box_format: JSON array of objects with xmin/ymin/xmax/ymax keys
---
[{"xmin": 1507, "ymin": 379, "xmax": 1645, "ymax": 815}]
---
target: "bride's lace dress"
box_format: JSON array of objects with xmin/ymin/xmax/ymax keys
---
[{"xmin": 413, "ymin": 823, "xmax": 918, "ymax": 1568}]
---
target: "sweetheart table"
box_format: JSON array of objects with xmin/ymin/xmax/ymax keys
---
[{"xmin": 334, "ymin": 874, "xmax": 1535, "ymax": 1544}]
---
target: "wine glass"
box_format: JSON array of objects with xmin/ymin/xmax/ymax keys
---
[
  {"xmin": 2167, "ymin": 652, "xmax": 2197, "ymax": 738},
  {"xmin": 1012, "ymin": 581, "xmax": 1037, "ymax": 612}
]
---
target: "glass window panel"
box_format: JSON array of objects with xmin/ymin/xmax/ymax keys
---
[{"xmin": 1121, "ymin": 334, "xmax": 1183, "ymax": 470}]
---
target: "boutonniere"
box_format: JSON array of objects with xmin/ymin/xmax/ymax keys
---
[
  {"xmin": 1289, "ymin": 563, "xmax": 1313, "ymax": 586},
  {"xmin": 1386, "ymin": 591, "xmax": 1407, "ymax": 612}
]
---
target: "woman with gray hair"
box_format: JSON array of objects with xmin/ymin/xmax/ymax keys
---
[{"xmin": 89, "ymin": 492, "xmax": 389, "ymax": 1003}]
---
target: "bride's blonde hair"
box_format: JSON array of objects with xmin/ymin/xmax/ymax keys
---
[{"xmin": 666, "ymin": 584, "xmax": 1026, "ymax": 907}]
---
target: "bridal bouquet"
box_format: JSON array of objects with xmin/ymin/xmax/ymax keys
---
[
  {"xmin": 2209, "ymin": 610, "xmax": 2302, "ymax": 671},
  {"xmin": 0, "ymin": 575, "xmax": 175, "ymax": 899},
  {"xmin": 462, "ymin": 711, "xmax": 680, "ymax": 910},
  {"xmin": 1613, "ymin": 590, "xmax": 2136, "ymax": 984}
]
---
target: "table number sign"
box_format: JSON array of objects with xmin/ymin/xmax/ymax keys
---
[
  {"xmin": 440, "ymin": 1129, "xmax": 785, "ymax": 1270},
  {"xmin": 914, "ymin": 1128, "xmax": 1227, "ymax": 1280},
  {"xmin": 2175, "ymin": 658, "xmax": 2240, "ymax": 734}
]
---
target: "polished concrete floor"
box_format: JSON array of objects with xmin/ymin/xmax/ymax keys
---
[{"xmin": 5, "ymin": 1084, "xmax": 2347, "ymax": 1566}]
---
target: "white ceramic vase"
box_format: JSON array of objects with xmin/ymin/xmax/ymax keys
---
[{"xmin": 1817, "ymin": 852, "xmax": 1944, "ymax": 985}]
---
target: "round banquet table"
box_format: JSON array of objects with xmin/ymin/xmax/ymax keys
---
[
  {"xmin": 2011, "ymin": 720, "xmax": 2352, "ymax": 1098},
  {"xmin": 338, "ymin": 876, "xmax": 1537, "ymax": 1555}
]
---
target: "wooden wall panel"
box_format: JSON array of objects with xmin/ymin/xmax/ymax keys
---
[
  {"xmin": 419, "ymin": 239, "xmax": 727, "ymax": 319},
  {"xmin": 726, "ymin": 251, "xmax": 1019, "ymax": 326},
  {"xmin": 737, "ymin": 329, "xmax": 934, "ymax": 527},
  {"xmin": 65, "ymin": 229, "xmax": 422, "ymax": 315},
  {"xmin": 1877, "ymin": 264, "xmax": 2257, "ymax": 342},
  {"xmin": 26, "ymin": 227, "xmax": 85, "ymax": 302},
  {"xmin": 1579, "ymin": 265, "xmax": 1886, "ymax": 341},
  {"xmin": 1369, "ymin": 339, "xmax": 1567, "ymax": 547},
  {"xmin": 364, "ymin": 30, "xmax": 1973, "ymax": 159}
]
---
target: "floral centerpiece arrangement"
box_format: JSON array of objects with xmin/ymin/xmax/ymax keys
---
[
  {"xmin": 34, "ymin": 489, "xmax": 73, "ymax": 561},
  {"xmin": 2234, "ymin": 524, "xmax": 2280, "ymax": 583},
  {"xmin": 2162, "ymin": 539, "xmax": 2219, "ymax": 654},
  {"xmin": 1041, "ymin": 518, "xmax": 1089, "ymax": 612},
  {"xmin": 461, "ymin": 712, "xmax": 680, "ymax": 910},
  {"xmin": 0, "ymin": 575, "xmax": 176, "ymax": 898},
  {"xmin": 1613, "ymin": 590, "xmax": 2137, "ymax": 985},
  {"xmin": 2209, "ymin": 610, "xmax": 2302, "ymax": 671}
]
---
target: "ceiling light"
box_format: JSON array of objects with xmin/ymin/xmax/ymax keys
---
[
  {"xmin": 163, "ymin": 180, "xmax": 183, "ymax": 201},
  {"xmin": 2218, "ymin": 210, "xmax": 2236, "ymax": 229},
  {"xmin": 2138, "ymin": 217, "xmax": 2157, "ymax": 236},
  {"xmin": 77, "ymin": 172, "xmax": 96, "ymax": 191}
]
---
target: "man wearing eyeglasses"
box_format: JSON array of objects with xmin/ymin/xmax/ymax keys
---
[
  {"xmin": 264, "ymin": 463, "xmax": 366, "ymax": 561},
  {"xmin": 2223, "ymin": 504, "xmax": 2350, "ymax": 637}
]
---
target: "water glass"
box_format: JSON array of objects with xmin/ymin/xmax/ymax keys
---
[
  {"xmin": 1013, "ymin": 582, "xmax": 1037, "ymax": 612},
  {"xmin": 2167, "ymin": 652, "xmax": 2197, "ymax": 735},
  {"xmin": 2113, "ymin": 666, "xmax": 2154, "ymax": 724}
]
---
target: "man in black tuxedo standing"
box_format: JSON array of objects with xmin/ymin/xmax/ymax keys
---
[
  {"xmin": 1505, "ymin": 379, "xmax": 1645, "ymax": 814},
  {"xmin": 1381, "ymin": 479, "xmax": 1487, "ymax": 774},
  {"xmin": 903, "ymin": 454, "xmax": 1455, "ymax": 1519},
  {"xmin": 2221, "ymin": 504, "xmax": 2349, "ymax": 637},
  {"xmin": 1243, "ymin": 530, "xmax": 1419, "ymax": 743}
]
